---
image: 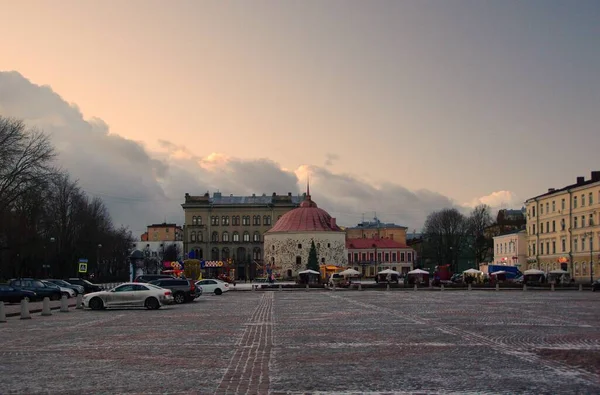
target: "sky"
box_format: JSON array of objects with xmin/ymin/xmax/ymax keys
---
[{"xmin": 1, "ymin": 0, "xmax": 599, "ymax": 236}]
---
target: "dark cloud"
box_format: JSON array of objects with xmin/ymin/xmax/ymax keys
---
[{"xmin": 0, "ymin": 71, "xmax": 475, "ymax": 235}]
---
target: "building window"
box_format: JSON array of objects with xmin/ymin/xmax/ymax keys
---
[
  {"xmin": 243, "ymin": 232, "xmax": 250, "ymax": 242},
  {"xmin": 533, "ymin": 244, "xmax": 536, "ymax": 255},
  {"xmin": 561, "ymin": 198, "xmax": 565, "ymax": 210},
  {"xmin": 561, "ymin": 219, "xmax": 565, "ymax": 231},
  {"xmin": 232, "ymin": 232, "xmax": 240, "ymax": 242},
  {"xmin": 575, "ymin": 262, "xmax": 580, "ymax": 276},
  {"xmin": 540, "ymin": 243, "xmax": 544, "ymax": 255},
  {"xmin": 384, "ymin": 253, "xmax": 390, "ymax": 262},
  {"xmin": 582, "ymin": 194, "xmax": 585, "ymax": 206},
  {"xmin": 191, "ymin": 231, "xmax": 196, "ymax": 242},
  {"xmin": 574, "ymin": 239, "xmax": 578, "ymax": 252},
  {"xmin": 532, "ymin": 207, "xmax": 536, "ymax": 217},
  {"xmin": 407, "ymin": 253, "xmax": 412, "ymax": 262},
  {"xmin": 546, "ymin": 242, "xmax": 549, "ymax": 255},
  {"xmin": 552, "ymin": 201, "xmax": 555, "ymax": 212},
  {"xmin": 192, "ymin": 216, "xmax": 197, "ymax": 225},
  {"xmin": 574, "ymin": 217, "xmax": 578, "ymax": 229},
  {"xmin": 222, "ymin": 232, "xmax": 229, "ymax": 242},
  {"xmin": 552, "ymin": 220, "xmax": 556, "ymax": 232},
  {"xmin": 589, "ymin": 192, "xmax": 593, "ymax": 205},
  {"xmin": 242, "ymin": 216, "xmax": 250, "ymax": 226},
  {"xmin": 590, "ymin": 214, "xmax": 594, "ymax": 226},
  {"xmin": 545, "ymin": 202, "xmax": 549, "ymax": 213},
  {"xmin": 263, "ymin": 216, "xmax": 271, "ymax": 226},
  {"xmin": 582, "ymin": 215, "xmax": 586, "ymax": 227},
  {"xmin": 552, "ymin": 241, "xmax": 556, "ymax": 254},
  {"xmin": 561, "ymin": 238, "xmax": 566, "ymax": 252},
  {"xmin": 296, "ymin": 256, "xmax": 302, "ymax": 266},
  {"xmin": 353, "ymin": 253, "xmax": 359, "ymax": 262},
  {"xmin": 369, "ymin": 252, "xmax": 375, "ymax": 261},
  {"xmin": 211, "ymin": 231, "xmax": 219, "ymax": 242},
  {"xmin": 573, "ymin": 196, "xmax": 578, "ymax": 209},
  {"xmin": 540, "ymin": 223, "xmax": 544, "ymax": 234},
  {"xmin": 253, "ymin": 215, "xmax": 260, "ymax": 226},
  {"xmin": 232, "ymin": 216, "xmax": 240, "ymax": 226},
  {"xmin": 546, "ymin": 221, "xmax": 549, "ymax": 233},
  {"xmin": 582, "ymin": 262, "xmax": 587, "ymax": 276},
  {"xmin": 540, "ymin": 205, "xmax": 544, "ymax": 215},
  {"xmin": 211, "ymin": 247, "xmax": 219, "ymax": 261},
  {"xmin": 348, "ymin": 253, "xmax": 352, "ymax": 262},
  {"xmin": 533, "ymin": 224, "xmax": 536, "ymax": 234},
  {"xmin": 298, "ymin": 244, "xmax": 302, "ymax": 249},
  {"xmin": 223, "ymin": 216, "xmax": 230, "ymax": 226},
  {"xmin": 392, "ymin": 252, "xmax": 397, "ymax": 261},
  {"xmin": 222, "ymin": 247, "xmax": 230, "ymax": 260},
  {"xmin": 401, "ymin": 252, "xmax": 405, "ymax": 261},
  {"xmin": 211, "ymin": 216, "xmax": 219, "ymax": 226},
  {"xmin": 253, "ymin": 232, "xmax": 260, "ymax": 242},
  {"xmin": 528, "ymin": 245, "xmax": 531, "ymax": 256}
]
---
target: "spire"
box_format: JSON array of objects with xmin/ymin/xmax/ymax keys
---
[{"xmin": 306, "ymin": 174, "xmax": 310, "ymax": 197}]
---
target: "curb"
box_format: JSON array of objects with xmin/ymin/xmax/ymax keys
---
[{"xmin": 5, "ymin": 303, "xmax": 78, "ymax": 318}]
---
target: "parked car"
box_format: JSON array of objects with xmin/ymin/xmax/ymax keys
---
[
  {"xmin": 41, "ymin": 280, "xmax": 75, "ymax": 298},
  {"xmin": 65, "ymin": 278, "xmax": 103, "ymax": 294},
  {"xmin": 9, "ymin": 278, "xmax": 62, "ymax": 301},
  {"xmin": 148, "ymin": 278, "xmax": 197, "ymax": 304},
  {"xmin": 593, "ymin": 279, "xmax": 600, "ymax": 292},
  {"xmin": 195, "ymin": 279, "xmax": 230, "ymax": 295},
  {"xmin": 134, "ymin": 274, "xmax": 176, "ymax": 283},
  {"xmin": 45, "ymin": 279, "xmax": 85, "ymax": 295},
  {"xmin": 0, "ymin": 284, "xmax": 37, "ymax": 303},
  {"xmin": 82, "ymin": 283, "xmax": 173, "ymax": 310}
]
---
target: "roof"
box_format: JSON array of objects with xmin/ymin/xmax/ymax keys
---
[
  {"xmin": 346, "ymin": 238, "xmax": 408, "ymax": 249},
  {"xmin": 148, "ymin": 223, "xmax": 179, "ymax": 228},
  {"xmin": 347, "ymin": 218, "xmax": 407, "ymax": 230},
  {"xmin": 267, "ymin": 193, "xmax": 343, "ymax": 233},
  {"xmin": 526, "ymin": 172, "xmax": 600, "ymax": 202},
  {"xmin": 182, "ymin": 192, "xmax": 303, "ymax": 207}
]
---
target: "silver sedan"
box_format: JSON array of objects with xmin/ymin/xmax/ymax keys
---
[{"xmin": 82, "ymin": 282, "xmax": 174, "ymax": 310}]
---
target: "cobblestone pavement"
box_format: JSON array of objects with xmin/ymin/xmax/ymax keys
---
[{"xmin": 1, "ymin": 290, "xmax": 599, "ymax": 394}]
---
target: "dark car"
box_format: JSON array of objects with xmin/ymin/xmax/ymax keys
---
[
  {"xmin": 0, "ymin": 284, "xmax": 37, "ymax": 303},
  {"xmin": 9, "ymin": 278, "xmax": 62, "ymax": 301},
  {"xmin": 148, "ymin": 278, "xmax": 197, "ymax": 304},
  {"xmin": 45, "ymin": 279, "xmax": 85, "ymax": 295},
  {"xmin": 66, "ymin": 278, "xmax": 103, "ymax": 294},
  {"xmin": 593, "ymin": 279, "xmax": 600, "ymax": 292},
  {"xmin": 134, "ymin": 274, "xmax": 175, "ymax": 283}
]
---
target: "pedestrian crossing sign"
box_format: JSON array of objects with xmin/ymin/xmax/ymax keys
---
[{"xmin": 78, "ymin": 259, "xmax": 88, "ymax": 273}]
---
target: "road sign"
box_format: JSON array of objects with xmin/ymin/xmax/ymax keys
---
[{"xmin": 78, "ymin": 258, "xmax": 88, "ymax": 273}]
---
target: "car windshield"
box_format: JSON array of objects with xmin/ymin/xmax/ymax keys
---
[{"xmin": 145, "ymin": 284, "xmax": 163, "ymax": 290}]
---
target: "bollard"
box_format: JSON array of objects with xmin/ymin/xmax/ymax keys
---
[
  {"xmin": 523, "ymin": 284, "xmax": 527, "ymax": 291},
  {"xmin": 305, "ymin": 284, "xmax": 309, "ymax": 291},
  {"xmin": 440, "ymin": 284, "xmax": 444, "ymax": 291},
  {"xmin": 278, "ymin": 284, "xmax": 282, "ymax": 291},
  {"xmin": 468, "ymin": 284, "xmax": 472, "ymax": 291},
  {"xmin": 42, "ymin": 297, "xmax": 52, "ymax": 316},
  {"xmin": 551, "ymin": 283, "xmax": 555, "ymax": 292},
  {"xmin": 60, "ymin": 295, "xmax": 69, "ymax": 312},
  {"xmin": 76, "ymin": 294, "xmax": 83, "ymax": 309},
  {"xmin": 0, "ymin": 302, "xmax": 6, "ymax": 323},
  {"xmin": 387, "ymin": 283, "xmax": 390, "ymax": 291},
  {"xmin": 496, "ymin": 283, "xmax": 499, "ymax": 292},
  {"xmin": 20, "ymin": 299, "xmax": 31, "ymax": 320},
  {"xmin": 414, "ymin": 284, "xmax": 417, "ymax": 291},
  {"xmin": 332, "ymin": 283, "xmax": 336, "ymax": 291},
  {"xmin": 579, "ymin": 284, "xmax": 583, "ymax": 292},
  {"xmin": 252, "ymin": 284, "xmax": 256, "ymax": 291},
  {"xmin": 358, "ymin": 283, "xmax": 362, "ymax": 291}
]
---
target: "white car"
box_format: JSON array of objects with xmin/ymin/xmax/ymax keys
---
[
  {"xmin": 41, "ymin": 280, "xmax": 76, "ymax": 298},
  {"xmin": 82, "ymin": 282, "xmax": 174, "ymax": 310},
  {"xmin": 195, "ymin": 279, "xmax": 230, "ymax": 295}
]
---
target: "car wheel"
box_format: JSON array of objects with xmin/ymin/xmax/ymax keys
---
[
  {"xmin": 50, "ymin": 293, "xmax": 61, "ymax": 301},
  {"xmin": 89, "ymin": 297, "xmax": 104, "ymax": 310},
  {"xmin": 145, "ymin": 297, "xmax": 160, "ymax": 310},
  {"xmin": 173, "ymin": 292, "xmax": 185, "ymax": 304},
  {"xmin": 215, "ymin": 288, "xmax": 223, "ymax": 296}
]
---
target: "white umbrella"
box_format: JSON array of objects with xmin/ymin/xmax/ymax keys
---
[
  {"xmin": 463, "ymin": 268, "xmax": 482, "ymax": 274},
  {"xmin": 408, "ymin": 269, "xmax": 429, "ymax": 275},
  {"xmin": 549, "ymin": 269, "xmax": 568, "ymax": 274},
  {"xmin": 524, "ymin": 269, "xmax": 545, "ymax": 275},
  {"xmin": 378, "ymin": 269, "xmax": 400, "ymax": 275},
  {"xmin": 298, "ymin": 269, "xmax": 320, "ymax": 275},
  {"xmin": 339, "ymin": 268, "xmax": 360, "ymax": 276}
]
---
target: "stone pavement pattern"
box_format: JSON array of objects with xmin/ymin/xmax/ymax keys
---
[{"xmin": 0, "ymin": 290, "xmax": 599, "ymax": 394}]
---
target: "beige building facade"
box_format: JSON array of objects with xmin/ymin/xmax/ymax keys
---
[
  {"xmin": 492, "ymin": 230, "xmax": 527, "ymax": 267},
  {"xmin": 524, "ymin": 171, "xmax": 600, "ymax": 282},
  {"xmin": 181, "ymin": 192, "xmax": 302, "ymax": 280},
  {"xmin": 345, "ymin": 219, "xmax": 408, "ymax": 245}
]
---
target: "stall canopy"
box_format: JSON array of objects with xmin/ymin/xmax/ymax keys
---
[
  {"xmin": 524, "ymin": 269, "xmax": 545, "ymax": 275},
  {"xmin": 378, "ymin": 269, "xmax": 400, "ymax": 275},
  {"xmin": 463, "ymin": 268, "xmax": 483, "ymax": 275},
  {"xmin": 549, "ymin": 269, "xmax": 569, "ymax": 274},
  {"xmin": 298, "ymin": 269, "xmax": 320, "ymax": 275},
  {"xmin": 339, "ymin": 268, "xmax": 361, "ymax": 277},
  {"xmin": 408, "ymin": 269, "xmax": 429, "ymax": 275}
]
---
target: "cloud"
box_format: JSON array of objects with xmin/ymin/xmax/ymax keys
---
[
  {"xmin": 466, "ymin": 190, "xmax": 521, "ymax": 209},
  {"xmin": 324, "ymin": 152, "xmax": 340, "ymax": 167},
  {"xmin": 0, "ymin": 71, "xmax": 467, "ymax": 235}
]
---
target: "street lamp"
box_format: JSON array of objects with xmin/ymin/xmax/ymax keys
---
[
  {"xmin": 97, "ymin": 243, "xmax": 102, "ymax": 277},
  {"xmin": 582, "ymin": 232, "xmax": 593, "ymax": 284}
]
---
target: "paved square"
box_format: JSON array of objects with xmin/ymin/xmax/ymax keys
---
[{"xmin": 1, "ymin": 289, "xmax": 599, "ymax": 394}]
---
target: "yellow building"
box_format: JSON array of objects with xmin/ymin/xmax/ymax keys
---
[
  {"xmin": 141, "ymin": 223, "xmax": 183, "ymax": 242},
  {"xmin": 345, "ymin": 218, "xmax": 408, "ymax": 245},
  {"xmin": 524, "ymin": 171, "xmax": 600, "ymax": 283}
]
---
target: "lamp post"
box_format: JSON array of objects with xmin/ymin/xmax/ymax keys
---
[
  {"xmin": 582, "ymin": 232, "xmax": 593, "ymax": 284},
  {"xmin": 97, "ymin": 243, "xmax": 102, "ymax": 278}
]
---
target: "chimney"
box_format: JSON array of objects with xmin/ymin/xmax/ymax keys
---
[
  {"xmin": 592, "ymin": 171, "xmax": 600, "ymax": 182},
  {"xmin": 576, "ymin": 176, "xmax": 585, "ymax": 184},
  {"xmin": 213, "ymin": 192, "xmax": 222, "ymax": 198},
  {"xmin": 252, "ymin": 193, "xmax": 256, "ymax": 197},
  {"xmin": 548, "ymin": 188, "xmax": 555, "ymax": 193},
  {"xmin": 330, "ymin": 217, "xmax": 337, "ymax": 228},
  {"xmin": 288, "ymin": 192, "xmax": 292, "ymax": 196},
  {"xmin": 272, "ymin": 192, "xmax": 277, "ymax": 196}
]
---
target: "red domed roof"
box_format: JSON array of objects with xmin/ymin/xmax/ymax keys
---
[{"xmin": 268, "ymin": 193, "xmax": 342, "ymax": 233}]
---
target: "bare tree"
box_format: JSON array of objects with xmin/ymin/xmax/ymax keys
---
[
  {"xmin": 423, "ymin": 208, "xmax": 470, "ymax": 272},
  {"xmin": 0, "ymin": 117, "xmax": 55, "ymax": 209},
  {"xmin": 468, "ymin": 204, "xmax": 493, "ymax": 265},
  {"xmin": 163, "ymin": 243, "xmax": 182, "ymax": 262}
]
